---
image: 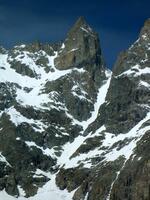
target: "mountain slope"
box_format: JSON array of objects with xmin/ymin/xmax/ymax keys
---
[{"xmin": 0, "ymin": 17, "xmax": 149, "ymax": 200}]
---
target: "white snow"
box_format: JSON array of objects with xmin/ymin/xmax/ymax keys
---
[
  {"xmin": 71, "ymin": 84, "xmax": 90, "ymax": 101},
  {"xmin": 80, "ymin": 26, "xmax": 93, "ymax": 34},
  {"xmin": 138, "ymin": 156, "xmax": 142, "ymax": 161},
  {"xmin": 1, "ymin": 44, "xmax": 150, "ymax": 200},
  {"xmin": 105, "ymin": 110, "xmax": 150, "ymax": 200},
  {"xmin": 70, "ymin": 111, "xmax": 150, "ymax": 168},
  {"xmin": 80, "ymin": 27, "xmax": 90, "ymax": 33},
  {"xmin": 104, "ymin": 112, "xmax": 150, "ymax": 200},
  {"xmin": 81, "ymin": 71, "xmax": 112, "ymax": 131},
  {"xmin": 68, "ymin": 48, "xmax": 79, "ymax": 53},
  {"xmin": 59, "ymin": 43, "xmax": 65, "ymax": 53},
  {"xmin": 25, "ymin": 141, "xmax": 56, "ymax": 158},
  {"xmin": 66, "ymin": 71, "xmax": 112, "ymax": 130},
  {"xmin": 60, "ymin": 110, "xmax": 150, "ymax": 169},
  {"xmin": 106, "ymin": 171, "xmax": 120, "ymax": 200},
  {"xmin": 58, "ymin": 74, "xmax": 111, "ymax": 168},
  {"xmin": 61, "ymin": 43, "xmax": 65, "ymax": 49},
  {"xmin": 139, "ymin": 80, "xmax": 150, "ymax": 88},
  {"xmin": 0, "ymin": 111, "xmax": 3, "ymax": 117},
  {"xmin": 104, "ymin": 112, "xmax": 150, "ymax": 161},
  {"xmin": 84, "ymin": 192, "xmax": 89, "ymax": 200},
  {"xmin": 14, "ymin": 44, "xmax": 26, "ymax": 49},
  {"xmin": 0, "ymin": 174, "xmax": 76, "ymax": 200},
  {"xmin": 117, "ymin": 64, "xmax": 150, "ymax": 78},
  {"xmin": 29, "ymin": 174, "xmax": 76, "ymax": 200},
  {"xmin": 0, "ymin": 51, "xmax": 86, "ymax": 110},
  {"xmin": 14, "ymin": 51, "xmax": 43, "ymax": 74},
  {"xmin": 34, "ymin": 169, "xmax": 51, "ymax": 179},
  {"xmin": 17, "ymin": 186, "xmax": 26, "ymax": 197},
  {"xmin": 5, "ymin": 107, "xmax": 47, "ymax": 132},
  {"xmin": 0, "ymin": 152, "xmax": 11, "ymax": 166},
  {"xmin": 56, "ymin": 71, "xmax": 112, "ymax": 169}
]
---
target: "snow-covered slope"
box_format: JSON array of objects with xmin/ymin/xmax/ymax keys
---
[
  {"xmin": 0, "ymin": 17, "xmax": 150, "ymax": 200},
  {"xmin": 0, "ymin": 69, "xmax": 112, "ymax": 200}
]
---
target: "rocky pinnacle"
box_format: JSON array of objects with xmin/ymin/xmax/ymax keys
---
[{"xmin": 54, "ymin": 17, "xmax": 102, "ymax": 70}]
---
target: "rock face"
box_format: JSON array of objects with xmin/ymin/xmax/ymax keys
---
[
  {"xmin": 0, "ymin": 17, "xmax": 150, "ymax": 200},
  {"xmin": 54, "ymin": 16, "xmax": 103, "ymax": 70}
]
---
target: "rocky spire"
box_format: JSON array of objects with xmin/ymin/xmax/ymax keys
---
[
  {"xmin": 54, "ymin": 17, "xmax": 103, "ymax": 70},
  {"xmin": 113, "ymin": 18, "xmax": 150, "ymax": 75},
  {"xmin": 67, "ymin": 16, "xmax": 94, "ymax": 36},
  {"xmin": 140, "ymin": 18, "xmax": 150, "ymax": 39}
]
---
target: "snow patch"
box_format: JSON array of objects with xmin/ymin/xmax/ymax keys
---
[
  {"xmin": 0, "ymin": 152, "xmax": 11, "ymax": 167},
  {"xmin": 0, "ymin": 174, "xmax": 76, "ymax": 200},
  {"xmin": 6, "ymin": 107, "xmax": 47, "ymax": 132},
  {"xmin": 117, "ymin": 64, "xmax": 150, "ymax": 78},
  {"xmin": 25, "ymin": 141, "xmax": 56, "ymax": 158}
]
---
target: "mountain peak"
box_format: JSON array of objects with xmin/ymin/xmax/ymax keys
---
[
  {"xmin": 0, "ymin": 17, "xmax": 150, "ymax": 200},
  {"xmin": 143, "ymin": 18, "xmax": 150, "ymax": 27},
  {"xmin": 54, "ymin": 17, "xmax": 102, "ymax": 70},
  {"xmin": 74, "ymin": 16, "xmax": 87, "ymax": 26},
  {"xmin": 68, "ymin": 16, "xmax": 93, "ymax": 35},
  {"xmin": 140, "ymin": 18, "xmax": 150, "ymax": 39}
]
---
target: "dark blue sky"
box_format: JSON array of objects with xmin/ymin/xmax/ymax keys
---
[{"xmin": 0, "ymin": 0, "xmax": 149, "ymax": 68}]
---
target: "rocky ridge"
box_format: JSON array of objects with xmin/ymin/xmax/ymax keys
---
[{"xmin": 0, "ymin": 17, "xmax": 149, "ymax": 200}]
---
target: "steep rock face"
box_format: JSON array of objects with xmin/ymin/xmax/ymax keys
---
[
  {"xmin": 54, "ymin": 17, "xmax": 103, "ymax": 70},
  {"xmin": 55, "ymin": 19, "xmax": 150, "ymax": 200},
  {"xmin": 105, "ymin": 18, "xmax": 150, "ymax": 200},
  {"xmin": 0, "ymin": 17, "xmax": 149, "ymax": 200},
  {"xmin": 54, "ymin": 17, "xmax": 105, "ymax": 89},
  {"xmin": 113, "ymin": 19, "xmax": 150, "ymax": 76},
  {"xmin": 110, "ymin": 131, "xmax": 150, "ymax": 200},
  {"xmin": 105, "ymin": 18, "xmax": 150, "ymax": 134},
  {"xmin": 0, "ymin": 17, "xmax": 110, "ymax": 198}
]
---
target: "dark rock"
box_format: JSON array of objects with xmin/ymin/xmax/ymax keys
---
[
  {"xmin": 54, "ymin": 17, "xmax": 104, "ymax": 71},
  {"xmin": 0, "ymin": 17, "xmax": 149, "ymax": 200}
]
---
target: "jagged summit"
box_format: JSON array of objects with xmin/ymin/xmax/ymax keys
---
[
  {"xmin": 54, "ymin": 17, "xmax": 103, "ymax": 71},
  {"xmin": 142, "ymin": 18, "xmax": 150, "ymax": 29},
  {"xmin": 143, "ymin": 18, "xmax": 150, "ymax": 26},
  {"xmin": 73, "ymin": 16, "xmax": 87, "ymax": 26},
  {"xmin": 68, "ymin": 16, "xmax": 94, "ymax": 35},
  {"xmin": 113, "ymin": 18, "xmax": 150, "ymax": 75},
  {"xmin": 140, "ymin": 18, "xmax": 150, "ymax": 39},
  {"xmin": 0, "ymin": 18, "xmax": 150, "ymax": 200},
  {"xmin": 71, "ymin": 16, "xmax": 88, "ymax": 28}
]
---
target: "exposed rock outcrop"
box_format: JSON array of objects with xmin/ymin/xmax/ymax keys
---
[
  {"xmin": 54, "ymin": 17, "xmax": 103, "ymax": 71},
  {"xmin": 0, "ymin": 17, "xmax": 149, "ymax": 200}
]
